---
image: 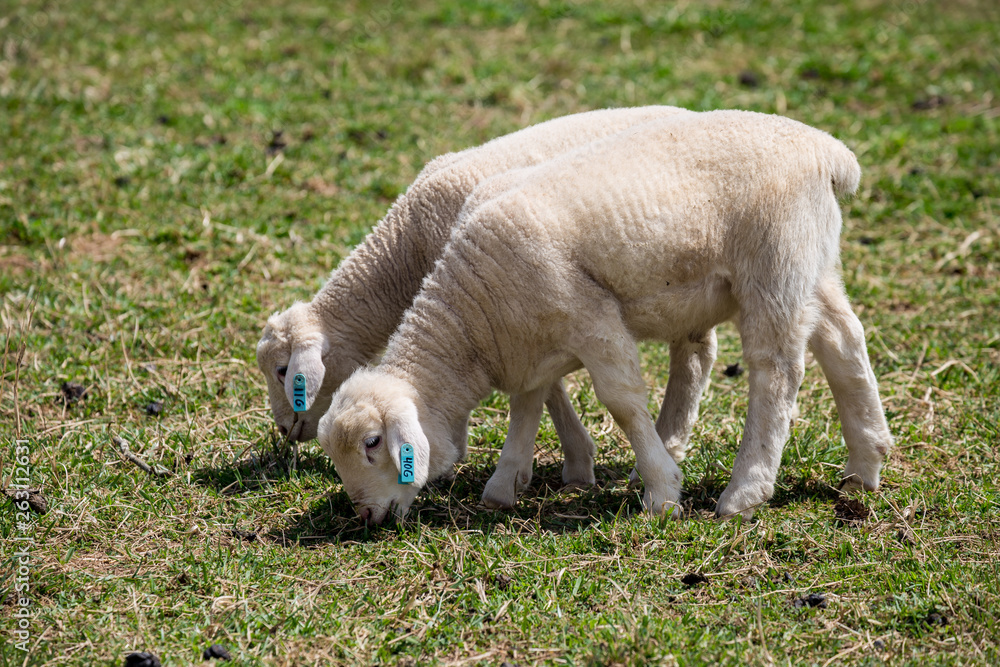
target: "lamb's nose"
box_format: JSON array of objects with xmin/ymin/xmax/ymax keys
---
[
  {"xmin": 278, "ymin": 424, "xmax": 288, "ymax": 436},
  {"xmin": 359, "ymin": 507, "xmax": 372, "ymax": 524}
]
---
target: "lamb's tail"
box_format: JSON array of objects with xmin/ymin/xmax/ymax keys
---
[{"xmin": 827, "ymin": 140, "xmax": 862, "ymax": 198}]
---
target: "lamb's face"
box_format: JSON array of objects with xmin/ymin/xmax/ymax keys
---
[
  {"xmin": 318, "ymin": 370, "xmax": 430, "ymax": 525},
  {"xmin": 256, "ymin": 305, "xmax": 332, "ymax": 442},
  {"xmin": 256, "ymin": 327, "xmax": 297, "ymax": 437}
]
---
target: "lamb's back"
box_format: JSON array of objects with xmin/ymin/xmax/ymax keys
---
[{"xmin": 474, "ymin": 111, "xmax": 857, "ymax": 295}]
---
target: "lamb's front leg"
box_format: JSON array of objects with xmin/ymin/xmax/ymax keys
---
[
  {"xmin": 452, "ymin": 415, "xmax": 470, "ymax": 459},
  {"xmin": 482, "ymin": 387, "xmax": 547, "ymax": 509},
  {"xmin": 627, "ymin": 328, "xmax": 717, "ymax": 489},
  {"xmin": 656, "ymin": 329, "xmax": 717, "ymax": 461},
  {"xmin": 715, "ymin": 314, "xmax": 809, "ymax": 520},
  {"xmin": 544, "ymin": 379, "xmax": 596, "ymax": 487},
  {"xmin": 580, "ymin": 344, "xmax": 683, "ymax": 517}
]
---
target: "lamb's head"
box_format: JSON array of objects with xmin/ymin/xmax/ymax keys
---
[
  {"xmin": 256, "ymin": 302, "xmax": 332, "ymax": 442},
  {"xmin": 318, "ymin": 369, "xmax": 432, "ymax": 525}
]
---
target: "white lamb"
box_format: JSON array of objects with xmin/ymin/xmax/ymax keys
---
[
  {"xmin": 318, "ymin": 109, "xmax": 894, "ymax": 524},
  {"xmin": 256, "ymin": 106, "xmax": 697, "ymax": 489}
]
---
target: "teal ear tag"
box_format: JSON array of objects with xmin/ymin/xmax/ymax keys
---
[
  {"xmin": 398, "ymin": 443, "xmax": 415, "ymax": 484},
  {"xmin": 292, "ymin": 373, "xmax": 307, "ymax": 413}
]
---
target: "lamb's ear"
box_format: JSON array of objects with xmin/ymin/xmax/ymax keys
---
[
  {"xmin": 285, "ymin": 339, "xmax": 327, "ymax": 413},
  {"xmin": 385, "ymin": 397, "xmax": 430, "ymax": 488}
]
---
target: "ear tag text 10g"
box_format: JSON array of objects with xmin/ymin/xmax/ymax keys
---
[
  {"xmin": 398, "ymin": 443, "xmax": 415, "ymax": 484},
  {"xmin": 292, "ymin": 373, "xmax": 307, "ymax": 412}
]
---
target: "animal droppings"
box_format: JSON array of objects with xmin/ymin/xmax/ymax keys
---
[
  {"xmin": 723, "ymin": 363, "xmax": 744, "ymax": 377},
  {"xmin": 61, "ymin": 381, "xmax": 87, "ymax": 405},
  {"xmin": 123, "ymin": 652, "xmax": 161, "ymax": 667},
  {"xmin": 681, "ymin": 572, "xmax": 710, "ymax": 586},
  {"xmin": 202, "ymin": 644, "xmax": 232, "ymax": 660},
  {"xmin": 793, "ymin": 593, "xmax": 827, "ymax": 609},
  {"xmin": 834, "ymin": 496, "xmax": 871, "ymax": 524}
]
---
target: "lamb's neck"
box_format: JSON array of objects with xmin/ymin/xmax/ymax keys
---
[
  {"xmin": 311, "ymin": 194, "xmax": 453, "ymax": 360},
  {"xmin": 381, "ymin": 293, "xmax": 494, "ymax": 439}
]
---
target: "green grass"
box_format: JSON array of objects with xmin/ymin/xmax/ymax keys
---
[{"xmin": 2, "ymin": 0, "xmax": 999, "ymax": 664}]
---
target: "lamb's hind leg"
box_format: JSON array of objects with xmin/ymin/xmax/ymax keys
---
[
  {"xmin": 715, "ymin": 302, "xmax": 813, "ymax": 520},
  {"xmin": 482, "ymin": 387, "xmax": 547, "ymax": 509},
  {"xmin": 810, "ymin": 277, "xmax": 892, "ymax": 492},
  {"xmin": 544, "ymin": 380, "xmax": 596, "ymax": 487}
]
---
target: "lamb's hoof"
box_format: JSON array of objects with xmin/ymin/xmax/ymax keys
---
[
  {"xmin": 665, "ymin": 448, "xmax": 687, "ymax": 463},
  {"xmin": 714, "ymin": 482, "xmax": 771, "ymax": 521},
  {"xmin": 482, "ymin": 480, "xmax": 518, "ymax": 509},
  {"xmin": 841, "ymin": 459, "xmax": 882, "ymax": 494},
  {"xmin": 714, "ymin": 505, "xmax": 756, "ymax": 521},
  {"xmin": 481, "ymin": 490, "xmax": 516, "ymax": 510},
  {"xmin": 663, "ymin": 438, "xmax": 688, "ymax": 463},
  {"xmin": 837, "ymin": 473, "xmax": 877, "ymax": 496},
  {"xmin": 562, "ymin": 459, "xmax": 595, "ymax": 488},
  {"xmin": 482, "ymin": 468, "xmax": 531, "ymax": 509},
  {"xmin": 627, "ymin": 467, "xmax": 641, "ymax": 489},
  {"xmin": 642, "ymin": 489, "xmax": 683, "ymax": 519}
]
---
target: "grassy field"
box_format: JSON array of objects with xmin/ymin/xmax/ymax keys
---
[{"xmin": 2, "ymin": 0, "xmax": 999, "ymax": 664}]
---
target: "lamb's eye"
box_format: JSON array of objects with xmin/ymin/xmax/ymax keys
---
[
  {"xmin": 364, "ymin": 435, "xmax": 381, "ymax": 449},
  {"xmin": 276, "ymin": 366, "xmax": 288, "ymax": 385}
]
